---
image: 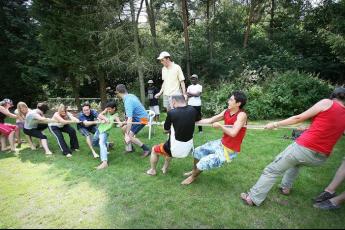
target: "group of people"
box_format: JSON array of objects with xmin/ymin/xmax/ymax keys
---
[{"xmin": 1, "ymin": 51, "xmax": 345, "ymax": 211}]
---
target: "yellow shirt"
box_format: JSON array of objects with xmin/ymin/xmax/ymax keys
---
[{"xmin": 162, "ymin": 62, "xmax": 185, "ymax": 96}]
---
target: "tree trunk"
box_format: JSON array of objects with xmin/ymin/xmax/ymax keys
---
[
  {"xmin": 130, "ymin": 0, "xmax": 146, "ymax": 104},
  {"xmin": 145, "ymin": 0, "xmax": 159, "ymax": 49},
  {"xmin": 181, "ymin": 0, "xmax": 191, "ymax": 77},
  {"xmin": 243, "ymin": 2, "xmax": 254, "ymax": 48},
  {"xmin": 269, "ymin": 0, "xmax": 275, "ymax": 39},
  {"xmin": 98, "ymin": 72, "xmax": 107, "ymax": 109},
  {"xmin": 70, "ymin": 75, "xmax": 81, "ymax": 111}
]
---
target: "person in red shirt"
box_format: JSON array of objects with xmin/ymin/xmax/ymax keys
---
[
  {"xmin": 181, "ymin": 91, "xmax": 248, "ymax": 185},
  {"xmin": 241, "ymin": 87, "xmax": 345, "ymax": 207}
]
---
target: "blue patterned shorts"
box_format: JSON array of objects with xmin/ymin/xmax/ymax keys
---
[{"xmin": 194, "ymin": 139, "xmax": 238, "ymax": 171}]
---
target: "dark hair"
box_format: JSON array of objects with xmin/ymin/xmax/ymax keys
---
[
  {"xmin": 171, "ymin": 95, "xmax": 186, "ymax": 104},
  {"xmin": 37, "ymin": 102, "xmax": 49, "ymax": 114},
  {"xmin": 82, "ymin": 102, "xmax": 91, "ymax": 109},
  {"xmin": 330, "ymin": 87, "xmax": 345, "ymax": 101},
  {"xmin": 232, "ymin": 91, "xmax": 247, "ymax": 109},
  {"xmin": 105, "ymin": 101, "xmax": 117, "ymax": 109},
  {"xmin": 115, "ymin": 84, "xmax": 127, "ymax": 94}
]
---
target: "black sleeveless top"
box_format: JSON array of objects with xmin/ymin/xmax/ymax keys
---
[{"xmin": 0, "ymin": 111, "xmax": 6, "ymax": 124}]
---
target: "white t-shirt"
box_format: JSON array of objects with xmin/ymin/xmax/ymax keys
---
[
  {"xmin": 162, "ymin": 62, "xmax": 185, "ymax": 96},
  {"xmin": 187, "ymin": 84, "xmax": 202, "ymax": 106}
]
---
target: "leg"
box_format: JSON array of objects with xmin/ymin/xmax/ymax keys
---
[
  {"xmin": 86, "ymin": 135, "xmax": 99, "ymax": 158},
  {"xmin": 40, "ymin": 139, "xmax": 52, "ymax": 155},
  {"xmin": 325, "ymin": 160, "xmax": 345, "ymax": 194},
  {"xmin": 162, "ymin": 157, "xmax": 172, "ymax": 174},
  {"xmin": 26, "ymin": 135, "xmax": 36, "ymax": 150},
  {"xmin": 0, "ymin": 134, "xmax": 7, "ymax": 151},
  {"xmin": 97, "ymin": 132, "xmax": 109, "ymax": 170},
  {"xmin": 280, "ymin": 166, "xmax": 302, "ymax": 194},
  {"xmin": 62, "ymin": 125, "xmax": 79, "ymax": 151},
  {"xmin": 8, "ymin": 131, "xmax": 16, "ymax": 151},
  {"xmin": 49, "ymin": 126, "xmax": 71, "ymax": 155},
  {"xmin": 146, "ymin": 147, "xmax": 159, "ymax": 176},
  {"xmin": 246, "ymin": 143, "xmax": 326, "ymax": 206},
  {"xmin": 15, "ymin": 127, "xmax": 22, "ymax": 147},
  {"xmin": 330, "ymin": 191, "xmax": 345, "ymax": 206}
]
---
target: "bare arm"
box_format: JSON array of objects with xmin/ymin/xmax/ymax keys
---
[
  {"xmin": 155, "ymin": 82, "xmax": 165, "ymax": 99},
  {"xmin": 97, "ymin": 109, "xmax": 109, "ymax": 122},
  {"xmin": 0, "ymin": 106, "xmax": 17, "ymax": 119},
  {"xmin": 180, "ymin": 80, "xmax": 187, "ymax": 96},
  {"xmin": 213, "ymin": 112, "xmax": 247, "ymax": 137},
  {"xmin": 197, "ymin": 109, "xmax": 226, "ymax": 124},
  {"xmin": 266, "ymin": 99, "xmax": 333, "ymax": 129}
]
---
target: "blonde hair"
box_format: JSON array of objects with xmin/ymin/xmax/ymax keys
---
[
  {"xmin": 17, "ymin": 102, "xmax": 29, "ymax": 120},
  {"xmin": 57, "ymin": 104, "xmax": 67, "ymax": 114}
]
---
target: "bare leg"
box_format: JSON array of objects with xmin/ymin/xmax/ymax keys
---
[
  {"xmin": 162, "ymin": 157, "xmax": 172, "ymax": 174},
  {"xmin": 15, "ymin": 128, "xmax": 22, "ymax": 147},
  {"xmin": 330, "ymin": 192, "xmax": 345, "ymax": 206},
  {"xmin": 181, "ymin": 158, "xmax": 202, "ymax": 185},
  {"xmin": 40, "ymin": 139, "xmax": 52, "ymax": 155},
  {"xmin": 26, "ymin": 135, "xmax": 36, "ymax": 150},
  {"xmin": 146, "ymin": 148, "xmax": 158, "ymax": 176},
  {"xmin": 325, "ymin": 160, "xmax": 345, "ymax": 194},
  {"xmin": 86, "ymin": 136, "xmax": 99, "ymax": 158},
  {"xmin": 8, "ymin": 131, "xmax": 16, "ymax": 151},
  {"xmin": 0, "ymin": 135, "xmax": 7, "ymax": 151}
]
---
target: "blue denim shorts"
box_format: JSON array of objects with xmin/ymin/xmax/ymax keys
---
[
  {"xmin": 131, "ymin": 124, "xmax": 145, "ymax": 135},
  {"xmin": 78, "ymin": 126, "xmax": 97, "ymax": 137},
  {"xmin": 194, "ymin": 139, "xmax": 238, "ymax": 171}
]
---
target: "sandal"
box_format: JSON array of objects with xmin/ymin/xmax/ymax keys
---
[
  {"xmin": 240, "ymin": 193, "xmax": 255, "ymax": 206},
  {"xmin": 279, "ymin": 187, "xmax": 291, "ymax": 196}
]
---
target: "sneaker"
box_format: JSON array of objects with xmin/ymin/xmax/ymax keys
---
[
  {"xmin": 66, "ymin": 154, "xmax": 72, "ymax": 158},
  {"xmin": 312, "ymin": 191, "xmax": 336, "ymax": 203},
  {"xmin": 107, "ymin": 142, "xmax": 114, "ymax": 151},
  {"xmin": 313, "ymin": 199, "xmax": 341, "ymax": 210}
]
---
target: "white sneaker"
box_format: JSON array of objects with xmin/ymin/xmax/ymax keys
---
[{"xmin": 66, "ymin": 154, "xmax": 72, "ymax": 158}]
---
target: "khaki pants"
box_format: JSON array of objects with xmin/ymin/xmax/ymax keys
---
[{"xmin": 248, "ymin": 142, "xmax": 328, "ymax": 206}]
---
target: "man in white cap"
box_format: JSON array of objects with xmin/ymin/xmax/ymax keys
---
[
  {"xmin": 155, "ymin": 51, "xmax": 187, "ymax": 111},
  {"xmin": 147, "ymin": 80, "xmax": 160, "ymax": 121}
]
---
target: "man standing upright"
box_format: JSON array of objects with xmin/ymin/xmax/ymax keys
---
[
  {"xmin": 154, "ymin": 51, "xmax": 187, "ymax": 111},
  {"xmin": 147, "ymin": 80, "xmax": 160, "ymax": 122},
  {"xmin": 187, "ymin": 74, "xmax": 203, "ymax": 133}
]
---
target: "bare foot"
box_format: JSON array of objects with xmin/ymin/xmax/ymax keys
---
[
  {"xmin": 96, "ymin": 162, "xmax": 108, "ymax": 170},
  {"xmin": 183, "ymin": 171, "xmax": 193, "ymax": 177},
  {"xmin": 146, "ymin": 169, "xmax": 156, "ymax": 176},
  {"xmin": 93, "ymin": 153, "xmax": 100, "ymax": 158},
  {"xmin": 45, "ymin": 151, "xmax": 53, "ymax": 155},
  {"xmin": 30, "ymin": 145, "xmax": 37, "ymax": 150},
  {"xmin": 181, "ymin": 175, "xmax": 196, "ymax": 185},
  {"xmin": 161, "ymin": 167, "xmax": 168, "ymax": 174}
]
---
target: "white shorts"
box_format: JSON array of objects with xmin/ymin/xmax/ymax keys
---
[
  {"xmin": 149, "ymin": 105, "xmax": 160, "ymax": 115},
  {"xmin": 170, "ymin": 127, "xmax": 194, "ymax": 158}
]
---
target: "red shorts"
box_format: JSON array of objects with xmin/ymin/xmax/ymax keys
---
[
  {"xmin": 153, "ymin": 143, "xmax": 171, "ymax": 158},
  {"xmin": 0, "ymin": 123, "xmax": 17, "ymax": 136}
]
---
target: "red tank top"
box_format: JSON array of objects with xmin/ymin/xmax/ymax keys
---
[
  {"xmin": 221, "ymin": 110, "xmax": 247, "ymax": 152},
  {"xmin": 296, "ymin": 101, "xmax": 345, "ymax": 155}
]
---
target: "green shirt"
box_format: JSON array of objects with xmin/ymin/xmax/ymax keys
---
[{"xmin": 98, "ymin": 112, "xmax": 118, "ymax": 133}]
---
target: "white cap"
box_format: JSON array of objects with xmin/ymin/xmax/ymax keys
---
[
  {"xmin": 157, "ymin": 51, "xmax": 171, "ymax": 60},
  {"xmin": 148, "ymin": 80, "xmax": 154, "ymax": 84}
]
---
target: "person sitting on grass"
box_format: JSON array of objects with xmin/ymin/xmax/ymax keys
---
[
  {"xmin": 240, "ymin": 87, "xmax": 345, "ymax": 207},
  {"xmin": 24, "ymin": 102, "xmax": 56, "ymax": 155},
  {"xmin": 313, "ymin": 158, "xmax": 345, "ymax": 210},
  {"xmin": 48, "ymin": 104, "xmax": 80, "ymax": 158},
  {"xmin": 181, "ymin": 91, "xmax": 248, "ymax": 185},
  {"xmin": 77, "ymin": 102, "xmax": 100, "ymax": 159},
  {"xmin": 146, "ymin": 95, "xmax": 198, "ymax": 176},
  {"xmin": 0, "ymin": 99, "xmax": 18, "ymax": 152},
  {"xmin": 15, "ymin": 102, "xmax": 35, "ymax": 150},
  {"xmin": 93, "ymin": 101, "xmax": 121, "ymax": 170}
]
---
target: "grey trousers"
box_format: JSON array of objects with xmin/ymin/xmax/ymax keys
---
[{"xmin": 248, "ymin": 142, "xmax": 327, "ymax": 206}]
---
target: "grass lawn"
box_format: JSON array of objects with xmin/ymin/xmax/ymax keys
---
[{"xmin": 0, "ymin": 121, "xmax": 345, "ymax": 228}]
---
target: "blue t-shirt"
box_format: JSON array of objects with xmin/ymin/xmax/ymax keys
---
[
  {"xmin": 124, "ymin": 94, "xmax": 148, "ymax": 122},
  {"xmin": 77, "ymin": 109, "xmax": 99, "ymax": 129}
]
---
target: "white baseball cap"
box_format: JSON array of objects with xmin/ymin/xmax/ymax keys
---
[
  {"xmin": 148, "ymin": 80, "xmax": 154, "ymax": 84},
  {"xmin": 157, "ymin": 51, "xmax": 171, "ymax": 60}
]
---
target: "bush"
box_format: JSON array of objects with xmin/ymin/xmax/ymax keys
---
[{"xmin": 202, "ymin": 70, "xmax": 333, "ymax": 120}]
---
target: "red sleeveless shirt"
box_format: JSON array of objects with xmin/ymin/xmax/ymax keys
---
[
  {"xmin": 296, "ymin": 101, "xmax": 345, "ymax": 155},
  {"xmin": 221, "ymin": 110, "xmax": 247, "ymax": 152}
]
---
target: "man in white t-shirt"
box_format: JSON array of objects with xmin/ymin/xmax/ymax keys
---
[
  {"xmin": 187, "ymin": 74, "xmax": 203, "ymax": 133},
  {"xmin": 154, "ymin": 51, "xmax": 187, "ymax": 111}
]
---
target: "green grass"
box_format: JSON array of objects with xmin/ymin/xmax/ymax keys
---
[{"xmin": 0, "ymin": 122, "xmax": 345, "ymax": 228}]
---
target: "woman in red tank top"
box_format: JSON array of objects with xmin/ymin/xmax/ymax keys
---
[{"xmin": 241, "ymin": 88, "xmax": 345, "ymax": 207}]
